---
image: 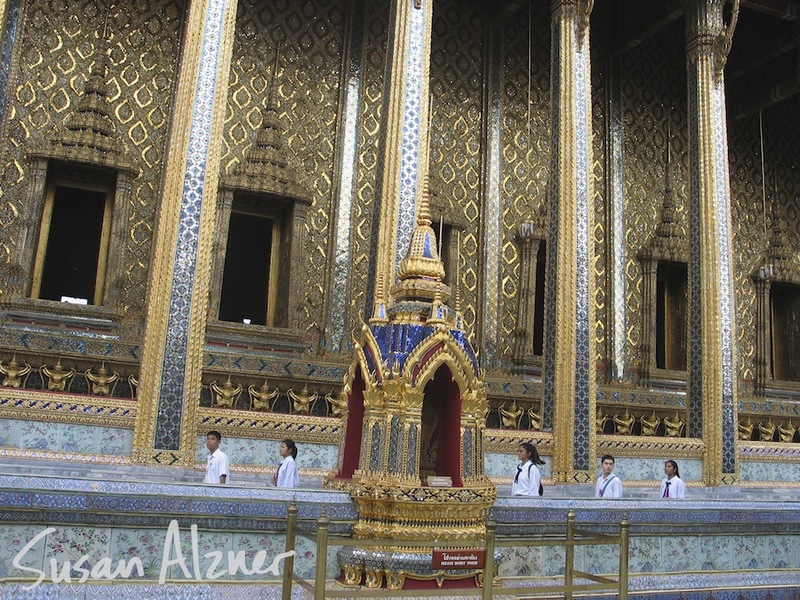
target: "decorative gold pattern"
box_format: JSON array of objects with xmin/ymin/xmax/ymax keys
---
[
  {"xmin": 222, "ymin": 0, "xmax": 347, "ymax": 346},
  {"xmin": 0, "ymin": 0, "xmax": 185, "ymax": 315},
  {"xmin": 197, "ymin": 408, "xmax": 341, "ymax": 444},
  {"xmin": 429, "ymin": 0, "xmax": 488, "ymax": 339},
  {"xmin": 0, "ymin": 388, "xmax": 136, "ymax": 428}
]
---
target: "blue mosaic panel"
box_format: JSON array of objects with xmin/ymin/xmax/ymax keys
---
[
  {"xmin": 406, "ymin": 423, "xmax": 417, "ymax": 475},
  {"xmin": 394, "ymin": 2, "xmax": 428, "ymax": 271},
  {"xmin": 686, "ymin": 68, "xmax": 704, "ymax": 441},
  {"xmin": 608, "ymin": 70, "xmax": 627, "ymax": 379},
  {"xmin": 0, "ymin": 418, "xmax": 133, "ymax": 455},
  {"xmin": 482, "ymin": 23, "xmax": 503, "ymax": 368},
  {"xmin": 571, "ymin": 39, "xmax": 592, "ymax": 473},
  {"xmin": 710, "ymin": 83, "xmax": 737, "ymax": 475},
  {"xmin": 462, "ymin": 428, "xmax": 473, "ymax": 478},
  {"xmin": 387, "ymin": 415, "xmax": 402, "ymax": 473},
  {"xmin": 155, "ymin": 0, "xmax": 228, "ymax": 450},
  {"xmin": 369, "ymin": 422, "xmax": 383, "ymax": 473},
  {"xmin": 369, "ymin": 324, "xmax": 479, "ymax": 378},
  {"xmin": 542, "ymin": 29, "xmax": 562, "ymax": 432}
]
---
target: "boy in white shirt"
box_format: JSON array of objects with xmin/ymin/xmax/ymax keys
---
[
  {"xmin": 595, "ymin": 454, "xmax": 622, "ymax": 498},
  {"xmin": 204, "ymin": 430, "xmax": 230, "ymax": 484}
]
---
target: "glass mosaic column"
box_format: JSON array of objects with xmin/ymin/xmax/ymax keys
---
[
  {"xmin": 542, "ymin": 0, "xmax": 595, "ymax": 484},
  {"xmin": 685, "ymin": 0, "xmax": 740, "ymax": 485},
  {"xmin": 133, "ymin": 0, "xmax": 238, "ymax": 465},
  {"xmin": 0, "ymin": 0, "xmax": 20, "ymax": 131},
  {"xmin": 369, "ymin": 0, "xmax": 433, "ymax": 322}
]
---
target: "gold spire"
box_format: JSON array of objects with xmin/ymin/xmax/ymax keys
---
[{"xmin": 392, "ymin": 176, "xmax": 450, "ymax": 292}]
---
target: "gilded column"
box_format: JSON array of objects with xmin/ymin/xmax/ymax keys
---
[
  {"xmin": 14, "ymin": 158, "xmax": 48, "ymax": 296},
  {"xmin": 133, "ymin": 0, "xmax": 238, "ymax": 465},
  {"xmin": 543, "ymin": 0, "xmax": 595, "ymax": 484},
  {"xmin": 638, "ymin": 257, "xmax": 658, "ymax": 385},
  {"xmin": 513, "ymin": 221, "xmax": 544, "ymax": 366},
  {"xmin": 684, "ymin": 0, "xmax": 739, "ymax": 484},
  {"xmin": 753, "ymin": 275, "xmax": 770, "ymax": 395},
  {"xmin": 369, "ymin": 0, "xmax": 433, "ymax": 321}
]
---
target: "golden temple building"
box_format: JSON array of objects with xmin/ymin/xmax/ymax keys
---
[{"xmin": 0, "ymin": 0, "xmax": 800, "ymax": 596}]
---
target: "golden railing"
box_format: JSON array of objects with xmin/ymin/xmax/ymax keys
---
[{"xmin": 281, "ymin": 502, "xmax": 629, "ymax": 599}]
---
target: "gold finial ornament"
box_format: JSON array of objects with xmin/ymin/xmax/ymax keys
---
[{"xmin": 392, "ymin": 177, "xmax": 450, "ymax": 310}]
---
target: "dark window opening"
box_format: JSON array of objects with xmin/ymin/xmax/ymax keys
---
[
  {"xmin": 219, "ymin": 211, "xmax": 276, "ymax": 326},
  {"xmin": 656, "ymin": 261, "xmax": 688, "ymax": 371},
  {"xmin": 36, "ymin": 185, "xmax": 109, "ymax": 305},
  {"xmin": 771, "ymin": 282, "xmax": 800, "ymax": 382}
]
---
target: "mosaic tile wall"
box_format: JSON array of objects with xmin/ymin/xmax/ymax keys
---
[
  {"xmin": 498, "ymin": 532, "xmax": 800, "ymax": 577},
  {"xmin": 222, "ymin": 0, "xmax": 348, "ymax": 349},
  {"xmin": 740, "ymin": 459, "xmax": 800, "ymax": 483},
  {"xmin": 0, "ymin": 522, "xmax": 340, "ymax": 582},
  {"xmin": 429, "ymin": 0, "xmax": 489, "ymax": 347},
  {"xmin": 193, "ymin": 435, "xmax": 338, "ymax": 471},
  {"xmin": 0, "ymin": 522, "xmax": 796, "ymax": 586},
  {"xmin": 616, "ymin": 19, "xmax": 688, "ymax": 379},
  {"xmin": 0, "ymin": 418, "xmax": 132, "ymax": 456}
]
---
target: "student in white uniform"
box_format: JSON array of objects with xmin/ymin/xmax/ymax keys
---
[
  {"xmin": 660, "ymin": 459, "xmax": 686, "ymax": 499},
  {"xmin": 511, "ymin": 442, "xmax": 545, "ymax": 496},
  {"xmin": 595, "ymin": 454, "xmax": 623, "ymax": 498},
  {"xmin": 273, "ymin": 438, "xmax": 299, "ymax": 488},
  {"xmin": 204, "ymin": 430, "xmax": 230, "ymax": 484}
]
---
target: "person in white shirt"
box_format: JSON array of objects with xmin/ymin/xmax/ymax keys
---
[
  {"xmin": 204, "ymin": 430, "xmax": 230, "ymax": 484},
  {"xmin": 273, "ymin": 438, "xmax": 299, "ymax": 488},
  {"xmin": 660, "ymin": 459, "xmax": 686, "ymax": 499},
  {"xmin": 511, "ymin": 442, "xmax": 545, "ymax": 496},
  {"xmin": 595, "ymin": 454, "xmax": 622, "ymax": 498}
]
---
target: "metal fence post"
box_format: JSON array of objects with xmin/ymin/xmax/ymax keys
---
[
  {"xmin": 482, "ymin": 520, "xmax": 496, "ymax": 600},
  {"xmin": 565, "ymin": 509, "xmax": 575, "ymax": 600},
  {"xmin": 315, "ymin": 509, "xmax": 330, "ymax": 600},
  {"xmin": 282, "ymin": 500, "xmax": 299, "ymax": 600},
  {"xmin": 619, "ymin": 513, "xmax": 630, "ymax": 600}
]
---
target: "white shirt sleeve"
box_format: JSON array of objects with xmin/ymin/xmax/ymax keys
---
[{"xmin": 217, "ymin": 451, "xmax": 230, "ymax": 482}]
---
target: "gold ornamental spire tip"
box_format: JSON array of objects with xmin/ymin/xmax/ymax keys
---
[{"xmin": 417, "ymin": 176, "xmax": 432, "ymax": 227}]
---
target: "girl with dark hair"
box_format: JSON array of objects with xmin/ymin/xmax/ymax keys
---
[
  {"xmin": 273, "ymin": 438, "xmax": 299, "ymax": 488},
  {"xmin": 660, "ymin": 459, "xmax": 685, "ymax": 498},
  {"xmin": 511, "ymin": 442, "xmax": 545, "ymax": 496}
]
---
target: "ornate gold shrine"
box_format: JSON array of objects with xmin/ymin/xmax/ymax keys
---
[{"xmin": 326, "ymin": 183, "xmax": 496, "ymax": 588}]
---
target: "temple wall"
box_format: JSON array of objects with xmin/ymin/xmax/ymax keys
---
[
  {"xmin": 0, "ymin": 0, "xmax": 797, "ymax": 488},
  {"xmin": 0, "ymin": 0, "xmax": 186, "ymax": 317}
]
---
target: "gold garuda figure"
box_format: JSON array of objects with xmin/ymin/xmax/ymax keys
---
[
  {"xmin": 85, "ymin": 362, "xmax": 119, "ymax": 396},
  {"xmin": 41, "ymin": 359, "xmax": 76, "ymax": 392},
  {"xmin": 210, "ymin": 375, "xmax": 242, "ymax": 408},
  {"xmin": 0, "ymin": 355, "xmax": 31, "ymax": 388},
  {"xmin": 248, "ymin": 379, "xmax": 279, "ymax": 411}
]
